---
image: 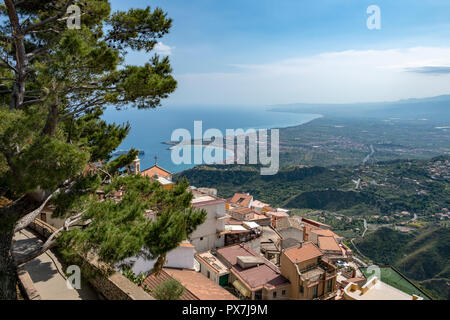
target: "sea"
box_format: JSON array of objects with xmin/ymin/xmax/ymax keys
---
[{"xmin": 102, "ymin": 105, "xmax": 321, "ymax": 173}]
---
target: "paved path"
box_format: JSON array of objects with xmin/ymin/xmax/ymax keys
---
[
  {"xmin": 13, "ymin": 229, "xmax": 99, "ymax": 300},
  {"xmin": 361, "ymin": 219, "xmax": 368, "ymax": 238}
]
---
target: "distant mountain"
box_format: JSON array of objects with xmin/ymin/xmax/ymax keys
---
[{"xmin": 270, "ymin": 94, "xmax": 450, "ymax": 121}]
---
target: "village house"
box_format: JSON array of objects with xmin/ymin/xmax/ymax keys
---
[
  {"xmin": 227, "ymin": 193, "xmax": 254, "ymax": 209},
  {"xmin": 122, "ymin": 241, "xmax": 197, "ymax": 275},
  {"xmin": 251, "ymin": 200, "xmax": 269, "ymax": 213},
  {"xmin": 139, "ymin": 157, "xmax": 174, "ymax": 190},
  {"xmin": 195, "ymin": 250, "xmax": 231, "ymax": 287},
  {"xmin": 215, "ymin": 243, "xmax": 290, "ymax": 300},
  {"xmin": 275, "ymin": 217, "xmax": 304, "ymax": 245},
  {"xmin": 228, "ymin": 207, "xmax": 271, "ymax": 226},
  {"xmin": 266, "ymin": 211, "xmax": 290, "ymax": 228},
  {"xmin": 280, "ymin": 242, "xmax": 338, "ymax": 300},
  {"xmin": 189, "ymin": 189, "xmax": 227, "ymax": 253}
]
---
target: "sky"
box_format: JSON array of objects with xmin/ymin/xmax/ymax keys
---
[{"xmin": 110, "ymin": 0, "xmax": 450, "ymax": 106}]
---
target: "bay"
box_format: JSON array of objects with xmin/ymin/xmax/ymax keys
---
[{"xmin": 102, "ymin": 105, "xmax": 321, "ymax": 173}]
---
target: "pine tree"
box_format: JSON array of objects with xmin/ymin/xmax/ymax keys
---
[{"xmin": 0, "ymin": 1, "xmax": 203, "ymax": 300}]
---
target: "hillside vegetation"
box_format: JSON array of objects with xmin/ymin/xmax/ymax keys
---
[
  {"xmin": 178, "ymin": 156, "xmax": 450, "ymax": 216},
  {"xmin": 356, "ymin": 226, "xmax": 450, "ymax": 299}
]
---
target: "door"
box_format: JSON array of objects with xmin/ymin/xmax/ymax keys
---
[{"xmin": 219, "ymin": 274, "xmax": 229, "ymax": 287}]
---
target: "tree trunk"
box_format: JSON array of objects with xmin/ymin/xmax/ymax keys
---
[
  {"xmin": 0, "ymin": 195, "xmax": 41, "ymax": 300},
  {"xmin": 42, "ymin": 103, "xmax": 59, "ymax": 137},
  {"xmin": 4, "ymin": 0, "xmax": 28, "ymax": 110},
  {"xmin": 0, "ymin": 230, "xmax": 17, "ymax": 300}
]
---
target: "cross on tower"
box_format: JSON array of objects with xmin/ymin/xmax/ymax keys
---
[{"xmin": 154, "ymin": 155, "xmax": 158, "ymax": 166}]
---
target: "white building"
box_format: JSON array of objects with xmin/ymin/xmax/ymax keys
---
[
  {"xmin": 189, "ymin": 191, "xmax": 227, "ymax": 253},
  {"xmin": 122, "ymin": 241, "xmax": 198, "ymax": 275}
]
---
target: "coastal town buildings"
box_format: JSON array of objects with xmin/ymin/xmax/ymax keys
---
[
  {"xmin": 139, "ymin": 158, "xmax": 174, "ymax": 189},
  {"xmin": 215, "ymin": 243, "xmax": 290, "ymax": 300},
  {"xmin": 189, "ymin": 188, "xmax": 227, "ymax": 253},
  {"xmin": 227, "ymin": 193, "xmax": 253, "ymax": 209},
  {"xmin": 27, "ymin": 160, "xmax": 427, "ymax": 302},
  {"xmin": 280, "ymin": 242, "xmax": 338, "ymax": 300},
  {"xmin": 195, "ymin": 251, "xmax": 231, "ymax": 286}
]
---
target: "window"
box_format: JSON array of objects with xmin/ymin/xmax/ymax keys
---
[
  {"xmin": 327, "ymin": 279, "xmax": 333, "ymax": 292},
  {"xmin": 282, "ymin": 290, "xmax": 286, "ymax": 296},
  {"xmin": 200, "ymin": 237, "xmax": 204, "ymax": 241},
  {"xmin": 273, "ymin": 291, "xmax": 277, "ymax": 298},
  {"xmin": 207, "ymin": 271, "xmax": 210, "ymax": 279},
  {"xmin": 299, "ymin": 286, "xmax": 304, "ymax": 294}
]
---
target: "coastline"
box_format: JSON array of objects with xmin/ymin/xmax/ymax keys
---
[{"xmin": 167, "ymin": 113, "xmax": 323, "ymax": 171}]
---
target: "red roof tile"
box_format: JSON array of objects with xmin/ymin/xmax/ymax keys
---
[
  {"xmin": 283, "ymin": 242, "xmax": 323, "ymax": 264},
  {"xmin": 229, "ymin": 193, "xmax": 253, "ymax": 208},
  {"xmin": 216, "ymin": 244, "xmax": 289, "ymax": 290},
  {"xmin": 164, "ymin": 269, "xmax": 237, "ymax": 300},
  {"xmin": 317, "ymin": 236, "xmax": 341, "ymax": 252}
]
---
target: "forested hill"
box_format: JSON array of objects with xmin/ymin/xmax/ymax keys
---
[
  {"xmin": 177, "ymin": 156, "xmax": 450, "ymax": 216},
  {"xmin": 355, "ymin": 226, "xmax": 450, "ymax": 300}
]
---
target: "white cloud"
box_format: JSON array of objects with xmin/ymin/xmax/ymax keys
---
[
  {"xmin": 170, "ymin": 47, "xmax": 450, "ymax": 106},
  {"xmin": 154, "ymin": 42, "xmax": 173, "ymax": 56}
]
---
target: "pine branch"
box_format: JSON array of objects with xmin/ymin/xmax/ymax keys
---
[
  {"xmin": 22, "ymin": 1, "xmax": 74, "ymax": 34},
  {"xmin": 14, "ymin": 212, "xmax": 88, "ymax": 267}
]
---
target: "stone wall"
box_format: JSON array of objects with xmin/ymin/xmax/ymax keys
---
[
  {"xmin": 28, "ymin": 218, "xmax": 153, "ymax": 300},
  {"xmin": 17, "ymin": 266, "xmax": 41, "ymax": 300}
]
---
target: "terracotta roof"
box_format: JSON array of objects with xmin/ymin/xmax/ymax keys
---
[
  {"xmin": 301, "ymin": 217, "xmax": 331, "ymax": 229},
  {"xmin": 283, "ymin": 242, "xmax": 323, "ymax": 264},
  {"xmin": 249, "ymin": 213, "xmax": 270, "ymax": 221},
  {"xmin": 216, "ymin": 244, "xmax": 289, "ymax": 290},
  {"xmin": 141, "ymin": 270, "xmax": 197, "ymax": 300},
  {"xmin": 318, "ymin": 236, "xmax": 341, "ymax": 252},
  {"xmin": 266, "ymin": 211, "xmax": 289, "ymax": 218},
  {"xmin": 164, "ymin": 268, "xmax": 237, "ymax": 300},
  {"xmin": 234, "ymin": 264, "xmax": 288, "ymax": 290},
  {"xmin": 179, "ymin": 241, "xmax": 195, "ymax": 248},
  {"xmin": 225, "ymin": 218, "xmax": 243, "ymax": 225},
  {"xmin": 251, "ymin": 200, "xmax": 269, "ymax": 208},
  {"xmin": 141, "ymin": 165, "xmax": 172, "ymax": 179},
  {"xmin": 311, "ymin": 229, "xmax": 341, "ymax": 240},
  {"xmin": 231, "ymin": 207, "xmax": 255, "ymax": 214},
  {"xmin": 229, "ymin": 193, "xmax": 253, "ymax": 207}
]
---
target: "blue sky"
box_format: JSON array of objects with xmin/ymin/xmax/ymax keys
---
[{"xmin": 110, "ymin": 0, "xmax": 450, "ymax": 106}]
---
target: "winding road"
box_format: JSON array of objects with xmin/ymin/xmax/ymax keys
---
[{"xmin": 362, "ymin": 144, "xmax": 375, "ymax": 165}]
